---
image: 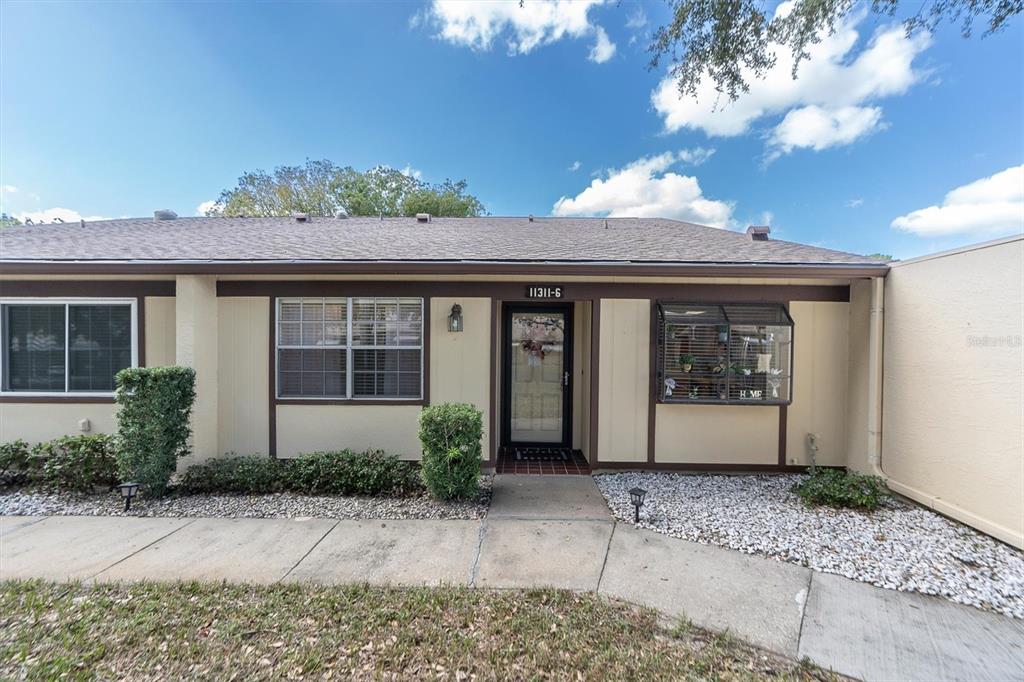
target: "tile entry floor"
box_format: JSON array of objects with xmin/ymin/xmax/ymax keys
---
[{"xmin": 496, "ymin": 448, "xmax": 590, "ymax": 475}]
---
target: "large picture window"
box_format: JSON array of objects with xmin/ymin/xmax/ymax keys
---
[
  {"xmin": 276, "ymin": 297, "xmax": 423, "ymax": 400},
  {"xmin": 1, "ymin": 300, "xmax": 137, "ymax": 395},
  {"xmin": 656, "ymin": 303, "xmax": 793, "ymax": 405}
]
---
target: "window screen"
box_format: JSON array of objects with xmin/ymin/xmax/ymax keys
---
[
  {"xmin": 656, "ymin": 302, "xmax": 793, "ymax": 405},
  {"xmin": 1, "ymin": 301, "xmax": 134, "ymax": 394},
  {"xmin": 276, "ymin": 297, "xmax": 423, "ymax": 400}
]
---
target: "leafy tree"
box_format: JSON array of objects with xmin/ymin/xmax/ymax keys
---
[
  {"xmin": 650, "ymin": 0, "xmax": 1021, "ymax": 102},
  {"xmin": 212, "ymin": 159, "xmax": 485, "ymax": 218},
  {"xmin": 866, "ymin": 253, "xmax": 896, "ymax": 261},
  {"xmin": 0, "ymin": 213, "xmax": 21, "ymax": 228}
]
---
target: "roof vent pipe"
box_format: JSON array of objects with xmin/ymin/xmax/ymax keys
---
[
  {"xmin": 415, "ymin": 213, "xmax": 431, "ymax": 223},
  {"xmin": 153, "ymin": 209, "xmax": 178, "ymax": 221},
  {"xmin": 746, "ymin": 225, "xmax": 770, "ymax": 241}
]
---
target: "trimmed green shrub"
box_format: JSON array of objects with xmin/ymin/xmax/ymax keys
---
[
  {"xmin": 794, "ymin": 467, "xmax": 888, "ymax": 511},
  {"xmin": 179, "ymin": 455, "xmax": 287, "ymax": 495},
  {"xmin": 33, "ymin": 435, "xmax": 118, "ymax": 492},
  {"xmin": 0, "ymin": 439, "xmax": 36, "ymax": 486},
  {"xmin": 286, "ymin": 449, "xmax": 421, "ymax": 496},
  {"xmin": 418, "ymin": 402, "xmax": 482, "ymax": 501},
  {"xmin": 114, "ymin": 366, "xmax": 196, "ymax": 497}
]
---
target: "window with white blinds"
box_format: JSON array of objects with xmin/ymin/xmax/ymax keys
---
[
  {"xmin": 276, "ymin": 297, "xmax": 423, "ymax": 400},
  {"xmin": 1, "ymin": 300, "xmax": 137, "ymax": 395}
]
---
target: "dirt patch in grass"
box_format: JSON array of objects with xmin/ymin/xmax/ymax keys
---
[{"xmin": 0, "ymin": 581, "xmax": 840, "ymax": 680}]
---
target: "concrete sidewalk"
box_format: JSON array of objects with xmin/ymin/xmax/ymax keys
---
[{"xmin": 2, "ymin": 476, "xmax": 1022, "ymax": 682}]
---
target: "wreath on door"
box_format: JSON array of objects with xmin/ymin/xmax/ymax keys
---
[{"xmin": 520, "ymin": 339, "xmax": 547, "ymax": 360}]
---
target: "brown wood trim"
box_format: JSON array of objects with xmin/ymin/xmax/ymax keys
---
[
  {"xmin": 137, "ymin": 296, "xmax": 146, "ymax": 367},
  {"xmin": 592, "ymin": 461, "xmax": 823, "ymax": 473},
  {"xmin": 275, "ymin": 399, "xmax": 428, "ymax": 406},
  {"xmin": 487, "ymin": 299, "xmax": 499, "ymax": 465},
  {"xmin": 422, "ymin": 296, "xmax": 431, "ymax": 407},
  {"xmin": 647, "ymin": 299, "xmax": 657, "ymax": 464},
  {"xmin": 0, "ymin": 395, "xmax": 116, "ymax": 404},
  {"xmin": 218, "ymin": 281, "xmax": 850, "ymax": 303},
  {"xmin": 0, "ymin": 280, "xmax": 175, "ymax": 297},
  {"xmin": 3, "ymin": 261, "xmax": 890, "ymax": 278},
  {"xmin": 589, "ymin": 299, "xmax": 601, "ymax": 464},
  {"xmin": 778, "ymin": 405, "xmax": 788, "ymax": 466},
  {"xmin": 268, "ymin": 296, "xmax": 277, "ymax": 457}
]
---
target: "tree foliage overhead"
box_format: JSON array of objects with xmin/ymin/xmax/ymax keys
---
[
  {"xmin": 0, "ymin": 213, "xmax": 21, "ymax": 228},
  {"xmin": 650, "ymin": 0, "xmax": 1021, "ymax": 102},
  {"xmin": 210, "ymin": 159, "xmax": 485, "ymax": 218}
]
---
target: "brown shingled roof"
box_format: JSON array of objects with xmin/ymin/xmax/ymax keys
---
[{"xmin": 0, "ymin": 216, "xmax": 885, "ymax": 269}]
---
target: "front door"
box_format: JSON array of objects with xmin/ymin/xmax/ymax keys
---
[{"xmin": 502, "ymin": 304, "xmax": 573, "ymax": 447}]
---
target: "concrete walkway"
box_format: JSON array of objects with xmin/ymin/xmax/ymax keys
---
[{"xmin": 2, "ymin": 475, "xmax": 1022, "ymax": 681}]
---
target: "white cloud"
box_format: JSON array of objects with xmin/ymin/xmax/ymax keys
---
[
  {"xmin": 625, "ymin": 6, "xmax": 646, "ymax": 29},
  {"xmin": 677, "ymin": 147, "xmax": 716, "ymax": 166},
  {"xmin": 400, "ymin": 165, "xmax": 423, "ymax": 180},
  {"xmin": 196, "ymin": 200, "xmax": 222, "ymax": 216},
  {"xmin": 846, "ymin": 197, "xmax": 864, "ymax": 208},
  {"xmin": 568, "ymin": 160, "xmax": 581, "ymax": 172},
  {"xmin": 767, "ymin": 105, "xmax": 884, "ymax": 158},
  {"xmin": 891, "ymin": 165, "xmax": 1024, "ymax": 237},
  {"xmin": 588, "ymin": 25, "xmax": 615, "ymax": 63},
  {"xmin": 760, "ymin": 210, "xmax": 774, "ymax": 225},
  {"xmin": 423, "ymin": 0, "xmax": 614, "ymax": 61},
  {"xmin": 651, "ymin": 10, "xmax": 931, "ymax": 157},
  {"xmin": 0, "ymin": 185, "xmax": 17, "ymax": 194},
  {"xmin": 17, "ymin": 207, "xmax": 108, "ymax": 224},
  {"xmin": 551, "ymin": 151, "xmax": 733, "ymax": 227}
]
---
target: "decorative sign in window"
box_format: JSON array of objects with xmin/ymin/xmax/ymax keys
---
[{"xmin": 525, "ymin": 285, "xmax": 564, "ymax": 299}]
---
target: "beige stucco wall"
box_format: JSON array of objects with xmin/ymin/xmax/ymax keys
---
[
  {"xmin": 430, "ymin": 297, "xmax": 491, "ymax": 456},
  {"xmin": 785, "ymin": 301, "xmax": 849, "ymax": 466},
  {"xmin": 597, "ymin": 299, "xmax": 649, "ymax": 462},
  {"xmin": 879, "ymin": 237, "xmax": 1023, "ymax": 548},
  {"xmin": 655, "ymin": 404, "xmax": 778, "ymax": 464},
  {"xmin": 144, "ymin": 296, "xmax": 176, "ymax": 367},
  {"xmin": 276, "ymin": 404, "xmax": 423, "ymax": 459},
  {"xmin": 218, "ymin": 297, "xmax": 270, "ymax": 456},
  {"xmin": 845, "ymin": 279, "xmax": 873, "ymax": 472},
  {"xmin": 0, "ymin": 403, "xmax": 118, "ymax": 444},
  {"xmin": 175, "ymin": 275, "xmax": 219, "ymax": 464}
]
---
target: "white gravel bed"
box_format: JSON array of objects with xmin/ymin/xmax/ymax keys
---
[
  {"xmin": 0, "ymin": 476, "xmax": 492, "ymax": 521},
  {"xmin": 595, "ymin": 472, "xmax": 1024, "ymax": 619}
]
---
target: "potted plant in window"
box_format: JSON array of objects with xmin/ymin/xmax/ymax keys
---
[{"xmin": 679, "ymin": 353, "xmax": 695, "ymax": 372}]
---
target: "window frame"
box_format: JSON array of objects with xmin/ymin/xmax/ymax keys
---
[
  {"xmin": 274, "ymin": 296, "xmax": 424, "ymax": 402},
  {"xmin": 655, "ymin": 301, "xmax": 794, "ymax": 407},
  {"xmin": 0, "ymin": 297, "xmax": 139, "ymax": 398}
]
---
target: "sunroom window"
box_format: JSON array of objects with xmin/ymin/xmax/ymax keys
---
[
  {"xmin": 1, "ymin": 300, "xmax": 136, "ymax": 395},
  {"xmin": 656, "ymin": 303, "xmax": 793, "ymax": 405},
  {"xmin": 276, "ymin": 297, "xmax": 423, "ymax": 400}
]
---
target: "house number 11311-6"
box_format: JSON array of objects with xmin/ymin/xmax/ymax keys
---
[{"xmin": 526, "ymin": 285, "xmax": 564, "ymax": 299}]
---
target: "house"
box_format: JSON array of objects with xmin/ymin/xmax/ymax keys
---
[{"xmin": 1, "ymin": 214, "xmax": 1020, "ymax": 547}]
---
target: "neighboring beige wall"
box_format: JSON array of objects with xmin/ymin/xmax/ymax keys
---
[
  {"xmin": 597, "ymin": 299, "xmax": 649, "ymax": 462},
  {"xmin": 276, "ymin": 404, "xmax": 423, "ymax": 459},
  {"xmin": 879, "ymin": 237, "xmax": 1023, "ymax": 548},
  {"xmin": 175, "ymin": 275, "xmax": 219, "ymax": 464},
  {"xmin": 218, "ymin": 297, "xmax": 270, "ymax": 456},
  {"xmin": 845, "ymin": 280, "xmax": 872, "ymax": 472},
  {"xmin": 144, "ymin": 296, "xmax": 176, "ymax": 367},
  {"xmin": 785, "ymin": 301, "xmax": 849, "ymax": 466},
  {"xmin": 0, "ymin": 403, "xmax": 117, "ymax": 444},
  {"xmin": 430, "ymin": 297, "xmax": 491, "ymax": 456},
  {"xmin": 655, "ymin": 404, "xmax": 778, "ymax": 464}
]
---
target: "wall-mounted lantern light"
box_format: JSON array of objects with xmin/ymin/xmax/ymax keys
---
[
  {"xmin": 117, "ymin": 482, "xmax": 140, "ymax": 512},
  {"xmin": 448, "ymin": 304, "xmax": 464, "ymax": 332},
  {"xmin": 628, "ymin": 487, "xmax": 647, "ymax": 523}
]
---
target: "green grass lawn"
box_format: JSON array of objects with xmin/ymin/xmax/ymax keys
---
[{"xmin": 1, "ymin": 580, "xmax": 838, "ymax": 680}]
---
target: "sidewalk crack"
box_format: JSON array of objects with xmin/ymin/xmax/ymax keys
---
[
  {"xmin": 468, "ymin": 519, "xmax": 488, "ymax": 588},
  {"xmin": 86, "ymin": 518, "xmax": 197, "ymax": 583},
  {"xmin": 278, "ymin": 520, "xmax": 340, "ymax": 583},
  {"xmin": 796, "ymin": 570, "xmax": 813, "ymax": 656},
  {"xmin": 595, "ymin": 521, "xmax": 617, "ymax": 594}
]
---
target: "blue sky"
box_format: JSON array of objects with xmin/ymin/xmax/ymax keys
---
[{"xmin": 1, "ymin": 1, "xmax": 1021, "ymax": 259}]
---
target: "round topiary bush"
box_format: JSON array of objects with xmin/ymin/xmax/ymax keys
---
[{"xmin": 418, "ymin": 402, "xmax": 482, "ymax": 501}]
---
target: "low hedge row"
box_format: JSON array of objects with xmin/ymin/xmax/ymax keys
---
[
  {"xmin": 179, "ymin": 450, "xmax": 423, "ymax": 497},
  {"xmin": 0, "ymin": 435, "xmax": 118, "ymax": 492}
]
